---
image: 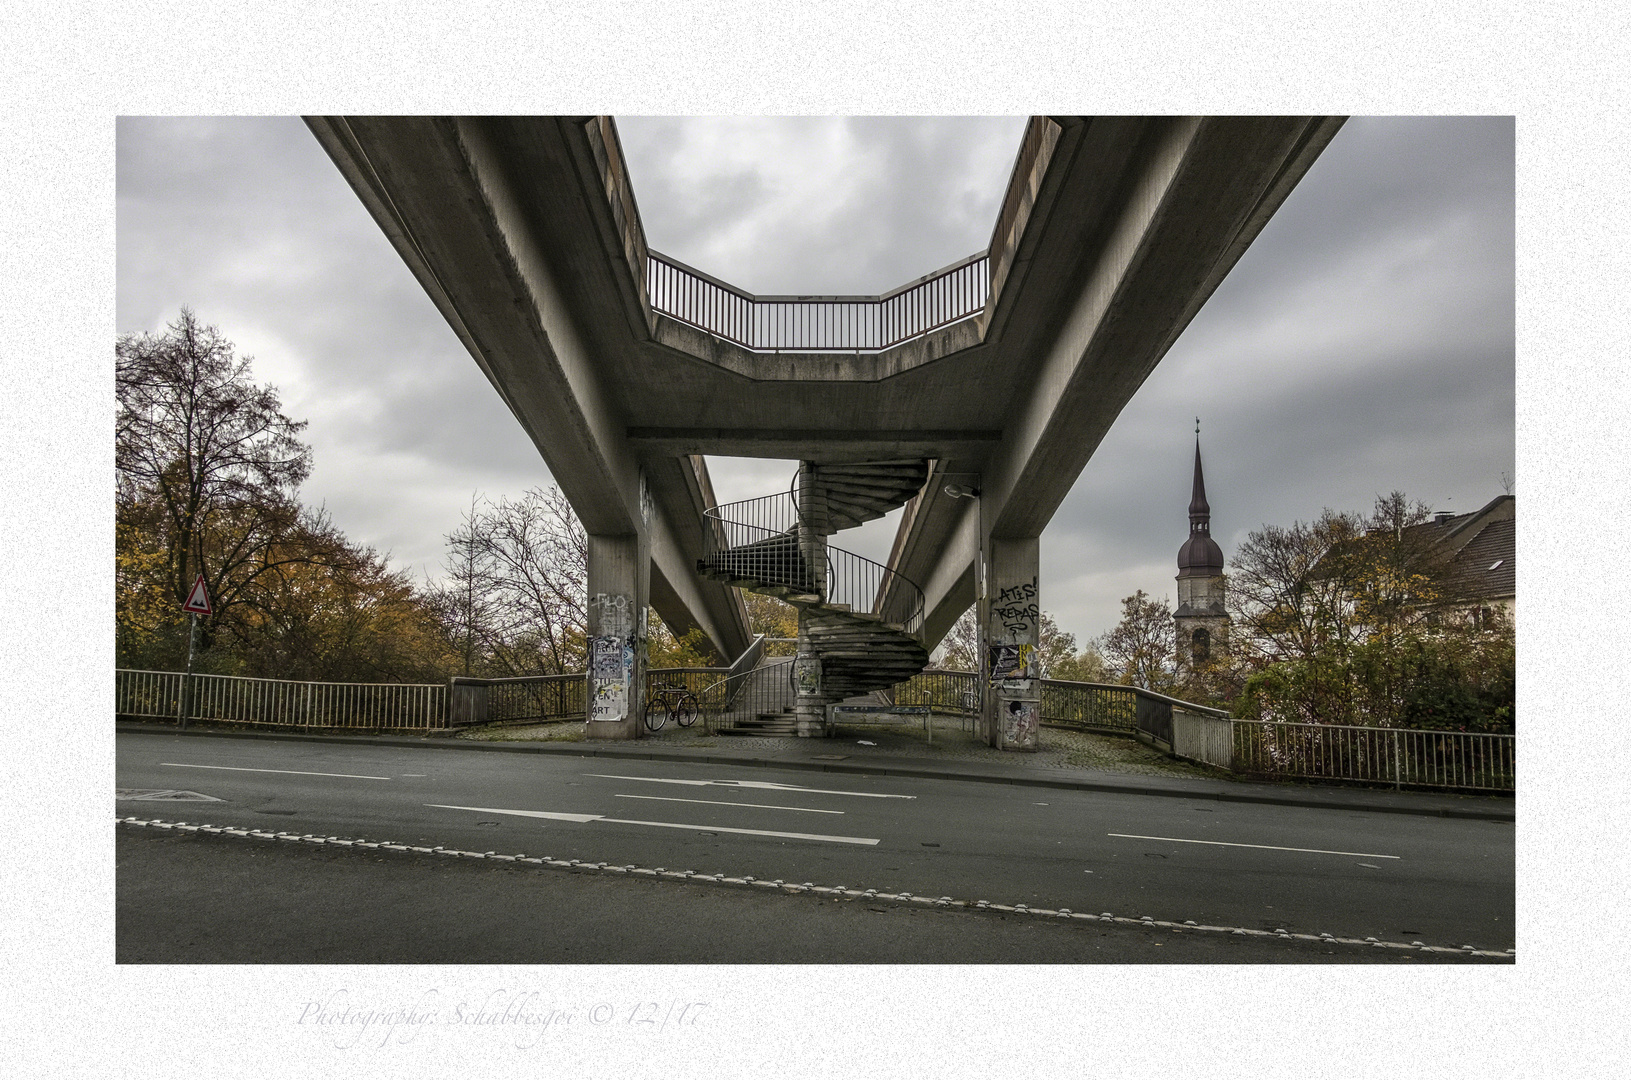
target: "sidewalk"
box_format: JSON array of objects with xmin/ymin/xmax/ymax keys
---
[{"xmin": 115, "ymin": 716, "xmax": 1513, "ymax": 822}]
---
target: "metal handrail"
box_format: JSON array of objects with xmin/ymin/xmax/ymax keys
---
[
  {"xmin": 648, "ymin": 249, "xmax": 989, "ymax": 353},
  {"xmin": 696, "ymin": 656, "xmax": 797, "ymax": 734},
  {"xmin": 699, "ymin": 491, "xmax": 926, "ymax": 637}
]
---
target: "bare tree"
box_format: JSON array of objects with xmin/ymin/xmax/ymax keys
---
[{"xmin": 439, "ymin": 487, "xmax": 588, "ymax": 676}]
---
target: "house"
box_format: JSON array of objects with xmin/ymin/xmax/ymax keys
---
[{"xmin": 1408, "ymin": 494, "xmax": 1515, "ymax": 626}]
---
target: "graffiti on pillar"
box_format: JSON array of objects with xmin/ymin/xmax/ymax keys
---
[
  {"xmin": 987, "ymin": 642, "xmax": 1034, "ymax": 687},
  {"xmin": 589, "ymin": 634, "xmax": 628, "ymax": 722},
  {"xmin": 1002, "ymin": 698, "xmax": 1039, "ymax": 748},
  {"xmin": 992, "ymin": 578, "xmax": 1039, "ymax": 639},
  {"xmin": 794, "ymin": 656, "xmax": 822, "ymax": 695}
]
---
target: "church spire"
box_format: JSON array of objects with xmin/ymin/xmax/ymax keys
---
[
  {"xmin": 1177, "ymin": 421, "xmax": 1223, "ymax": 576},
  {"xmin": 1188, "ymin": 421, "xmax": 1210, "ymax": 527}
]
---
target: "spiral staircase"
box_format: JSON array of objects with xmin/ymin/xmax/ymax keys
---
[{"xmin": 697, "ymin": 460, "xmax": 933, "ymax": 734}]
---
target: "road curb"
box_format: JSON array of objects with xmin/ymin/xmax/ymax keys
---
[{"xmin": 116, "ymin": 722, "xmax": 1513, "ymax": 822}]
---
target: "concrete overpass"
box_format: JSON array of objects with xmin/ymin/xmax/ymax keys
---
[{"xmin": 307, "ymin": 114, "xmax": 1344, "ymax": 746}]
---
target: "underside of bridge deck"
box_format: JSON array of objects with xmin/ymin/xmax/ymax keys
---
[{"xmin": 309, "ymin": 113, "xmax": 1343, "ymax": 744}]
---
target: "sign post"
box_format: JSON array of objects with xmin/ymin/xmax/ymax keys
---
[{"xmin": 179, "ymin": 575, "xmax": 212, "ymax": 730}]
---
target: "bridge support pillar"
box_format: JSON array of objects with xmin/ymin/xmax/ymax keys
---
[
  {"xmin": 794, "ymin": 462, "xmax": 830, "ymax": 738},
  {"xmin": 983, "ymin": 537, "xmax": 1041, "ymax": 751},
  {"xmin": 586, "ymin": 529, "xmax": 650, "ymax": 741}
]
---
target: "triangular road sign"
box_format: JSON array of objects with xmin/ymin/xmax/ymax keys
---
[{"xmin": 182, "ymin": 574, "xmax": 212, "ymax": 615}]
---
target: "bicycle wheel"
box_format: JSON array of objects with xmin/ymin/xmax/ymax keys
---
[
  {"xmin": 675, "ymin": 694, "xmax": 700, "ymax": 727},
  {"xmin": 643, "ymin": 697, "xmax": 667, "ymax": 731}
]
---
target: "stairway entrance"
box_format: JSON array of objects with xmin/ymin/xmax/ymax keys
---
[{"xmin": 698, "ymin": 460, "xmax": 933, "ymax": 736}]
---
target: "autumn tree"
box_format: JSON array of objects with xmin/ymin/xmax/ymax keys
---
[
  {"xmin": 239, "ymin": 524, "xmax": 455, "ymax": 683},
  {"xmin": 116, "ymin": 310, "xmax": 360, "ymax": 668},
  {"xmin": 1228, "ymin": 492, "xmax": 1512, "ymax": 729},
  {"xmin": 1096, "ymin": 590, "xmax": 1177, "ymax": 692},
  {"xmin": 932, "ymin": 606, "xmax": 1108, "ymax": 681},
  {"xmin": 742, "ymin": 591, "xmax": 799, "ymax": 656},
  {"xmin": 646, "ymin": 613, "xmax": 718, "ymax": 669}
]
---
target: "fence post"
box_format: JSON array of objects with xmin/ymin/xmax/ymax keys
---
[{"xmin": 1392, "ymin": 730, "xmax": 1402, "ymax": 790}]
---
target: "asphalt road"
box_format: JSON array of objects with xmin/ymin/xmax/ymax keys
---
[{"xmin": 116, "ymin": 731, "xmax": 1514, "ymax": 961}]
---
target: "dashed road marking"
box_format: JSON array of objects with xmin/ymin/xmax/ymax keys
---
[
  {"xmin": 1108, "ymin": 833, "xmax": 1400, "ymax": 859},
  {"xmin": 585, "ymin": 774, "xmax": 915, "ymax": 799},
  {"xmin": 613, "ymin": 794, "xmax": 845, "ymax": 814},
  {"xmin": 427, "ymin": 803, "xmax": 879, "ymax": 845},
  {"xmin": 162, "ymin": 763, "xmax": 392, "ymax": 781},
  {"xmin": 115, "ymin": 815, "xmax": 1510, "ymax": 957}
]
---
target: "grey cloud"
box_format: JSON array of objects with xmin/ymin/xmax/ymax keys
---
[{"xmin": 115, "ymin": 115, "xmax": 1513, "ymax": 649}]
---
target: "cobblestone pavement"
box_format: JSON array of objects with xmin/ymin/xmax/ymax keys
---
[{"xmin": 453, "ymin": 714, "xmax": 1230, "ymax": 783}]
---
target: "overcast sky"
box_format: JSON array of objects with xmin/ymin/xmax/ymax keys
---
[{"xmin": 115, "ymin": 115, "xmax": 1514, "ymax": 648}]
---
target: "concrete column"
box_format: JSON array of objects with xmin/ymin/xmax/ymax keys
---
[
  {"xmin": 982, "ymin": 536, "xmax": 1041, "ymax": 751},
  {"xmin": 794, "ymin": 462, "xmax": 829, "ymax": 737},
  {"xmin": 585, "ymin": 528, "xmax": 650, "ymax": 741}
]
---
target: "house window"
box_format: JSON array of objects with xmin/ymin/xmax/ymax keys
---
[{"xmin": 1192, "ymin": 627, "xmax": 1211, "ymax": 663}]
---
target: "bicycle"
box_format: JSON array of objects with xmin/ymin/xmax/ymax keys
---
[{"xmin": 642, "ymin": 680, "xmax": 700, "ymax": 731}]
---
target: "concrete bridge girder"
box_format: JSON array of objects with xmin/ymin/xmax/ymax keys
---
[{"xmin": 307, "ymin": 116, "xmax": 752, "ymax": 665}]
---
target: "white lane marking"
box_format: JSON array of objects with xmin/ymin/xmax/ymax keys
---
[
  {"xmin": 584, "ymin": 774, "xmax": 915, "ymax": 799},
  {"xmin": 428, "ymin": 804, "xmax": 601, "ymax": 823},
  {"xmin": 1108, "ymin": 833, "xmax": 1401, "ymax": 859},
  {"xmin": 162, "ymin": 762, "xmax": 392, "ymax": 781},
  {"xmin": 428, "ymin": 804, "xmax": 878, "ymax": 845},
  {"xmin": 614, "ymin": 794, "xmax": 844, "ymax": 814},
  {"xmin": 601, "ymin": 817, "xmax": 879, "ymax": 846}
]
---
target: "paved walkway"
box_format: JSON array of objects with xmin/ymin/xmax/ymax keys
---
[{"xmin": 118, "ymin": 715, "xmax": 1514, "ymax": 822}]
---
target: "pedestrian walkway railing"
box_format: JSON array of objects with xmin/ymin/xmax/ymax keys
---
[
  {"xmin": 117, "ymin": 668, "xmax": 447, "ymax": 732},
  {"xmin": 638, "ymin": 116, "xmax": 1062, "ymax": 356},
  {"xmin": 696, "ymin": 657, "xmax": 797, "ymax": 734},
  {"xmin": 648, "ymin": 250, "xmax": 989, "ymax": 353},
  {"xmin": 449, "ymin": 673, "xmax": 587, "ymax": 726},
  {"xmin": 888, "ymin": 670, "xmax": 1509, "ymax": 793},
  {"xmin": 1226, "ymin": 719, "xmax": 1514, "ymax": 792},
  {"xmin": 890, "ymin": 670, "xmax": 1228, "ymax": 735}
]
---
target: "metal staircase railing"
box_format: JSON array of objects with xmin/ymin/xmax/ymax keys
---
[
  {"xmin": 699, "ymin": 483, "xmax": 925, "ymax": 636},
  {"xmin": 695, "ymin": 656, "xmax": 796, "ymax": 734}
]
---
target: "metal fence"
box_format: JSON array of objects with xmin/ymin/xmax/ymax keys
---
[
  {"xmin": 889, "ymin": 671, "xmax": 1223, "ymax": 736},
  {"xmin": 1230, "ymin": 720, "xmax": 1514, "ymax": 792},
  {"xmin": 1039, "ymin": 681, "xmax": 1140, "ymax": 732},
  {"xmin": 452, "ymin": 673, "xmax": 587, "ymax": 725},
  {"xmin": 117, "ymin": 668, "xmax": 447, "ymax": 731},
  {"xmin": 892, "ymin": 669, "xmax": 980, "ymax": 714},
  {"xmin": 648, "ymin": 250, "xmax": 989, "ymax": 353},
  {"xmin": 696, "ymin": 657, "xmax": 796, "ymax": 734}
]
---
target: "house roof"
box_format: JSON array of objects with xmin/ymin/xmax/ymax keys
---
[
  {"xmin": 1401, "ymin": 494, "xmax": 1515, "ymax": 606},
  {"xmin": 1438, "ymin": 516, "xmax": 1515, "ymax": 603}
]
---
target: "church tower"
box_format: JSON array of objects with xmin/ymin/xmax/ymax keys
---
[{"xmin": 1175, "ymin": 423, "xmax": 1229, "ymax": 669}]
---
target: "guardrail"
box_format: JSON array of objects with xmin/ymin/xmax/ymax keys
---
[
  {"xmin": 648, "ymin": 249, "xmax": 989, "ymax": 353},
  {"xmin": 117, "ymin": 668, "xmax": 447, "ymax": 732},
  {"xmin": 1229, "ymin": 719, "xmax": 1514, "ymax": 792}
]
